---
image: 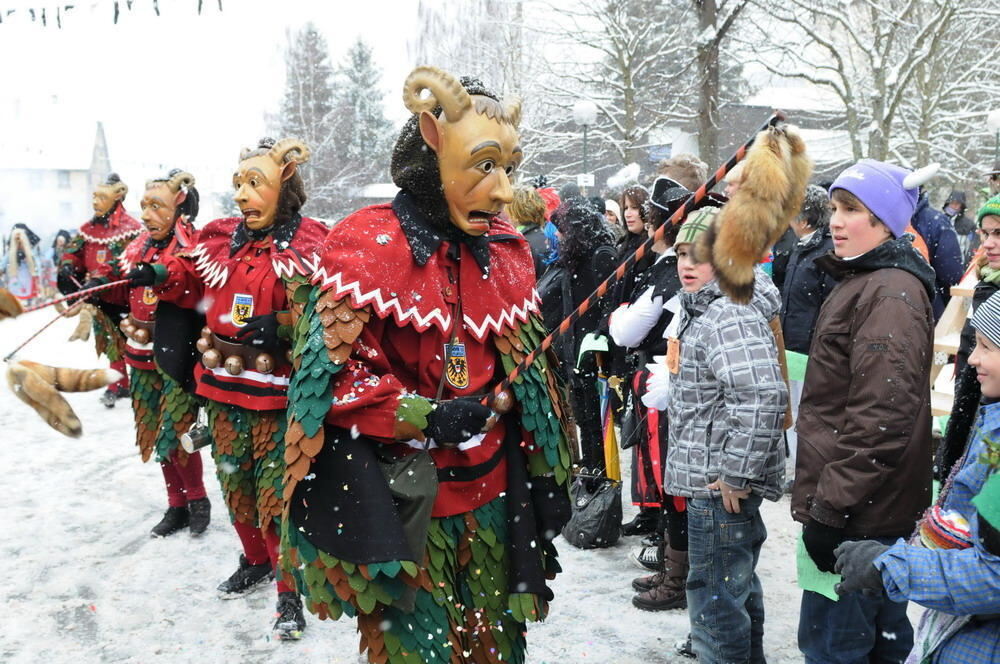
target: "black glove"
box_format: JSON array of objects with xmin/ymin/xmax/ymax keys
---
[
  {"xmin": 803, "ymin": 519, "xmax": 846, "ymax": 573},
  {"xmin": 126, "ymin": 262, "xmax": 157, "ymax": 287},
  {"xmin": 834, "ymin": 540, "xmax": 890, "ymax": 596},
  {"xmin": 57, "ymin": 265, "xmax": 81, "ymax": 295},
  {"xmin": 425, "ymin": 397, "xmax": 492, "ymax": 447},
  {"xmin": 980, "ymin": 513, "xmax": 1000, "ymax": 557},
  {"xmin": 235, "ymin": 313, "xmax": 282, "ymax": 352}
]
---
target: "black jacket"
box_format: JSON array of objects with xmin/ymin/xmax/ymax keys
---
[
  {"xmin": 780, "ymin": 227, "xmax": 837, "ymax": 354},
  {"xmin": 771, "ymin": 227, "xmax": 798, "ymax": 295},
  {"xmin": 519, "ymin": 225, "xmax": 549, "ymax": 279},
  {"xmin": 553, "ymin": 245, "xmax": 618, "ymax": 372}
]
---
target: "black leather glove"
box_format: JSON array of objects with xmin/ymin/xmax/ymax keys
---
[
  {"xmin": 235, "ymin": 313, "xmax": 282, "ymax": 352},
  {"xmin": 57, "ymin": 265, "xmax": 81, "ymax": 295},
  {"xmin": 834, "ymin": 540, "xmax": 890, "ymax": 596},
  {"xmin": 803, "ymin": 519, "xmax": 846, "ymax": 573},
  {"xmin": 126, "ymin": 262, "xmax": 157, "ymax": 287},
  {"xmin": 425, "ymin": 397, "xmax": 492, "ymax": 447}
]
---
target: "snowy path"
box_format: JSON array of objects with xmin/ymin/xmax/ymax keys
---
[{"xmin": 1, "ymin": 310, "xmax": 803, "ymax": 663}]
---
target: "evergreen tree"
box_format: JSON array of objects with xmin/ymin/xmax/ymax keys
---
[
  {"xmin": 327, "ymin": 37, "xmax": 395, "ymax": 217},
  {"xmin": 276, "ymin": 22, "xmax": 340, "ymax": 218}
]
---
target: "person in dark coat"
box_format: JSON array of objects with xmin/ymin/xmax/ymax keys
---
[
  {"xmin": 551, "ymin": 198, "xmax": 618, "ymax": 475},
  {"xmin": 508, "ymin": 186, "xmax": 551, "ymax": 278},
  {"xmin": 937, "ymin": 194, "xmax": 1000, "ymax": 481},
  {"xmin": 912, "ymin": 190, "xmax": 964, "ymax": 319},
  {"xmin": 943, "ymin": 189, "xmax": 977, "ymax": 265},
  {"xmin": 780, "ymin": 184, "xmax": 837, "ymax": 354}
]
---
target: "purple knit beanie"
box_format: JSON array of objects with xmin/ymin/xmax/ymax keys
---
[{"xmin": 829, "ymin": 159, "xmax": 936, "ymax": 238}]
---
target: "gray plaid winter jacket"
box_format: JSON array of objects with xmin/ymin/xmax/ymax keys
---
[{"xmin": 665, "ymin": 271, "xmax": 788, "ymax": 502}]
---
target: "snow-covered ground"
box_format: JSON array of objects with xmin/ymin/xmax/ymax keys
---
[{"xmin": 1, "ymin": 309, "xmax": 804, "ymax": 663}]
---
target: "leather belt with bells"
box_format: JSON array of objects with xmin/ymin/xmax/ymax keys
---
[
  {"xmin": 119, "ymin": 314, "xmax": 155, "ymax": 344},
  {"xmin": 196, "ymin": 327, "xmax": 291, "ymax": 376}
]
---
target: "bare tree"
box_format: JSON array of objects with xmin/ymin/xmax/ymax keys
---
[{"xmin": 745, "ymin": 0, "xmax": 1000, "ymax": 185}]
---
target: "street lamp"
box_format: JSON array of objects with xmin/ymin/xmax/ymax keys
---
[
  {"xmin": 988, "ymin": 110, "xmax": 1000, "ymax": 164},
  {"xmin": 572, "ymin": 100, "xmax": 599, "ymax": 182}
]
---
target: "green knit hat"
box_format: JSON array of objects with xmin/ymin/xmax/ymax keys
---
[
  {"xmin": 675, "ymin": 206, "xmax": 719, "ymax": 246},
  {"xmin": 977, "ymin": 194, "xmax": 1000, "ymax": 225}
]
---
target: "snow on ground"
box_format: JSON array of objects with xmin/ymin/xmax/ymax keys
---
[{"xmin": 1, "ymin": 309, "xmax": 803, "ymax": 663}]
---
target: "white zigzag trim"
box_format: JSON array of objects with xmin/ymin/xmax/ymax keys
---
[
  {"xmin": 79, "ymin": 229, "xmax": 141, "ymax": 245},
  {"xmin": 313, "ymin": 266, "xmax": 451, "ymax": 332},
  {"xmin": 463, "ymin": 292, "xmax": 540, "ymax": 341},
  {"xmin": 272, "ymin": 252, "xmax": 320, "ymax": 281},
  {"xmin": 189, "ymin": 243, "xmax": 229, "ymax": 289}
]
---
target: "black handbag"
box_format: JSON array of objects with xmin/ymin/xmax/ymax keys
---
[{"xmin": 561, "ymin": 472, "xmax": 622, "ymax": 549}]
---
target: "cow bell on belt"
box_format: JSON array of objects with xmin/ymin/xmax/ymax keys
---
[
  {"xmin": 202, "ymin": 348, "xmax": 222, "ymax": 369},
  {"xmin": 224, "ymin": 355, "xmax": 244, "ymax": 376},
  {"xmin": 255, "ymin": 353, "xmax": 275, "ymax": 374}
]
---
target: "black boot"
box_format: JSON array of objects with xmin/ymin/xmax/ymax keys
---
[
  {"xmin": 217, "ymin": 554, "xmax": 274, "ymax": 599},
  {"xmin": 273, "ymin": 591, "xmax": 306, "ymax": 640},
  {"xmin": 622, "ymin": 509, "xmax": 658, "ymax": 536},
  {"xmin": 150, "ymin": 506, "xmax": 189, "ymax": 537},
  {"xmin": 187, "ymin": 497, "xmax": 211, "ymax": 536}
]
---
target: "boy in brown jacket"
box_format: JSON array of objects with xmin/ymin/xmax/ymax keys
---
[{"xmin": 792, "ymin": 160, "xmax": 937, "ymax": 663}]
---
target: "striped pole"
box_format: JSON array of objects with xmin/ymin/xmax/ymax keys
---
[
  {"xmin": 18, "ymin": 279, "xmax": 129, "ymax": 315},
  {"xmin": 489, "ymin": 111, "xmax": 785, "ymax": 401}
]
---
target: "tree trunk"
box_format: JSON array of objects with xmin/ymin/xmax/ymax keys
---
[{"xmin": 696, "ymin": 0, "xmax": 720, "ymax": 166}]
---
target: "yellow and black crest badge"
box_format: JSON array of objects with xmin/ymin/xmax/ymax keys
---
[
  {"xmin": 231, "ymin": 293, "xmax": 254, "ymax": 327},
  {"xmin": 444, "ymin": 342, "xmax": 470, "ymax": 389},
  {"xmin": 141, "ymin": 287, "xmax": 158, "ymax": 305},
  {"xmin": 95, "ymin": 248, "xmax": 108, "ymax": 264}
]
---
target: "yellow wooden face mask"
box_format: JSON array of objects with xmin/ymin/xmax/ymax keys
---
[
  {"xmin": 420, "ymin": 102, "xmax": 522, "ymax": 237},
  {"xmin": 140, "ymin": 183, "xmax": 185, "ymax": 241},
  {"xmin": 233, "ymin": 155, "xmax": 291, "ymax": 231},
  {"xmin": 92, "ymin": 184, "xmax": 123, "ymax": 217}
]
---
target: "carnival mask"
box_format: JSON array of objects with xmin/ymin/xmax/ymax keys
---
[
  {"xmin": 403, "ymin": 66, "xmax": 523, "ymax": 237},
  {"xmin": 422, "ymin": 109, "xmax": 521, "ymax": 236},
  {"xmin": 233, "ymin": 138, "xmax": 308, "ymax": 232},
  {"xmin": 140, "ymin": 183, "xmax": 185, "ymax": 242},
  {"xmin": 92, "ymin": 184, "xmax": 124, "ymax": 216}
]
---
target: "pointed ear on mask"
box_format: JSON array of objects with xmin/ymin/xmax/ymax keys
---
[
  {"xmin": 419, "ymin": 111, "xmax": 443, "ymax": 154},
  {"xmin": 174, "ymin": 189, "xmax": 188, "ymax": 209},
  {"xmin": 280, "ymin": 160, "xmax": 298, "ymax": 183}
]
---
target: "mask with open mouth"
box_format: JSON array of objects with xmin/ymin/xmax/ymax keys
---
[
  {"xmin": 141, "ymin": 169, "xmax": 197, "ymax": 242},
  {"xmin": 233, "ymin": 138, "xmax": 310, "ymax": 232},
  {"xmin": 92, "ymin": 172, "xmax": 128, "ymax": 218},
  {"xmin": 394, "ymin": 67, "xmax": 523, "ymax": 237}
]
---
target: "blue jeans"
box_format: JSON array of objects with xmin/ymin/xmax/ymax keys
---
[
  {"xmin": 799, "ymin": 580, "xmax": 913, "ymax": 663},
  {"xmin": 687, "ymin": 494, "xmax": 767, "ymax": 664}
]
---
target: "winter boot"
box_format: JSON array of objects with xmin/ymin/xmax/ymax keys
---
[
  {"xmin": 150, "ymin": 506, "xmax": 189, "ymax": 538},
  {"xmin": 273, "ymin": 591, "xmax": 307, "ymax": 640},
  {"xmin": 100, "ymin": 383, "xmax": 129, "ymax": 408},
  {"xmin": 621, "ymin": 508, "xmax": 658, "ymax": 536},
  {"xmin": 187, "ymin": 497, "xmax": 211, "ymax": 536},
  {"xmin": 217, "ymin": 554, "xmax": 274, "ymax": 598},
  {"xmin": 631, "ymin": 541, "xmax": 665, "ymax": 592},
  {"xmin": 632, "ymin": 546, "xmax": 688, "ymax": 611}
]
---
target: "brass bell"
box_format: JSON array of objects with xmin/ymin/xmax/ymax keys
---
[
  {"xmin": 124, "ymin": 324, "xmax": 137, "ymax": 338},
  {"xmin": 255, "ymin": 353, "xmax": 275, "ymax": 374},
  {"xmin": 492, "ymin": 390, "xmax": 514, "ymax": 415},
  {"xmin": 224, "ymin": 355, "xmax": 244, "ymax": 376},
  {"xmin": 133, "ymin": 328, "xmax": 150, "ymax": 345},
  {"xmin": 119, "ymin": 318, "xmax": 130, "ymax": 334},
  {"xmin": 202, "ymin": 348, "xmax": 222, "ymax": 369},
  {"xmin": 201, "ymin": 326, "xmax": 213, "ymax": 339},
  {"xmin": 195, "ymin": 337, "xmax": 212, "ymax": 354}
]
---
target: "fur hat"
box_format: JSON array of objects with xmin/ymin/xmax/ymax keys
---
[
  {"xmin": 978, "ymin": 194, "xmax": 1000, "ymax": 225},
  {"xmin": 830, "ymin": 159, "xmax": 938, "ymax": 237}
]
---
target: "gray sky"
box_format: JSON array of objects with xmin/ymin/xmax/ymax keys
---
[{"xmin": 0, "ymin": 0, "xmax": 418, "ymax": 215}]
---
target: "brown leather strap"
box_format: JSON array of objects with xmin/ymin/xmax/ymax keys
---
[{"xmin": 211, "ymin": 333, "xmax": 290, "ymax": 370}]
